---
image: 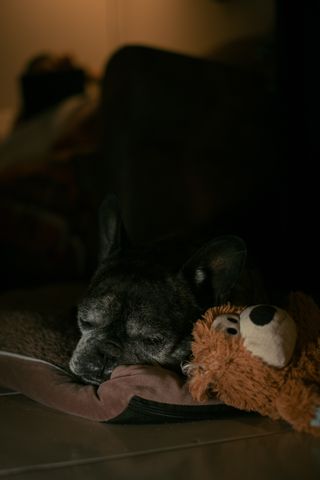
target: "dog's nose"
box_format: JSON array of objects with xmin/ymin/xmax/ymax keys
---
[
  {"xmin": 103, "ymin": 341, "xmax": 122, "ymax": 358},
  {"xmin": 249, "ymin": 305, "xmax": 277, "ymax": 326}
]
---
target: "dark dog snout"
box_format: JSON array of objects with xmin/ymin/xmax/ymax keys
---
[
  {"xmin": 88, "ymin": 340, "xmax": 122, "ymax": 368},
  {"xmin": 69, "ymin": 337, "xmax": 123, "ymax": 384},
  {"xmin": 101, "ymin": 341, "xmax": 122, "ymax": 359},
  {"xmin": 249, "ymin": 305, "xmax": 277, "ymax": 326}
]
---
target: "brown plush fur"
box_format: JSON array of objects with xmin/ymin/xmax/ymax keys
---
[{"xmin": 188, "ymin": 293, "xmax": 320, "ymax": 436}]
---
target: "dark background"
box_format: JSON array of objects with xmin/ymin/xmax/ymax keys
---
[
  {"xmin": 0, "ymin": 1, "xmax": 318, "ymax": 303},
  {"xmin": 276, "ymin": 1, "xmax": 319, "ymax": 300}
]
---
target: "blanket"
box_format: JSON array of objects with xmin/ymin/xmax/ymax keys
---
[{"xmin": 0, "ymin": 307, "xmax": 241, "ymax": 423}]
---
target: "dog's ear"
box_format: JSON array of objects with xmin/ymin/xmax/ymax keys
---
[
  {"xmin": 98, "ymin": 195, "xmax": 129, "ymax": 262},
  {"xmin": 181, "ymin": 235, "xmax": 247, "ymax": 307}
]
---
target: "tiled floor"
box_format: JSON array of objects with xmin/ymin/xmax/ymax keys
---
[{"xmin": 1, "ymin": 388, "xmax": 320, "ymax": 479}]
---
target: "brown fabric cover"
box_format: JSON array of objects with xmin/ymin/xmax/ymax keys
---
[
  {"xmin": 0, "ymin": 355, "xmax": 209, "ymax": 421},
  {"xmin": 0, "ymin": 307, "xmax": 222, "ymax": 422}
]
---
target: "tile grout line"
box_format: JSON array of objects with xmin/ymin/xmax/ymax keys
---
[
  {"xmin": 0, "ymin": 429, "xmax": 291, "ymax": 477},
  {"xmin": 0, "ymin": 392, "xmax": 20, "ymax": 397}
]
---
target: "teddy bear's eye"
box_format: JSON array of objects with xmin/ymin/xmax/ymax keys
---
[
  {"xmin": 227, "ymin": 317, "xmax": 238, "ymax": 324},
  {"xmin": 227, "ymin": 327, "xmax": 238, "ymax": 335}
]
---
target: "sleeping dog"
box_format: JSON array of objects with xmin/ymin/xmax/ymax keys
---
[{"xmin": 69, "ymin": 196, "xmax": 263, "ymax": 385}]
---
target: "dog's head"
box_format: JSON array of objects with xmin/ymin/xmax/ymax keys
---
[{"xmin": 69, "ymin": 196, "xmax": 247, "ymax": 384}]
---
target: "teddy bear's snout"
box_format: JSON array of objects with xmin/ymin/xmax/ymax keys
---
[{"xmin": 211, "ymin": 314, "xmax": 240, "ymax": 337}]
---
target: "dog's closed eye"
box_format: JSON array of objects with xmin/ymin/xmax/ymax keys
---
[
  {"xmin": 79, "ymin": 318, "xmax": 97, "ymax": 331},
  {"xmin": 141, "ymin": 334, "xmax": 165, "ymax": 346},
  {"xmin": 78, "ymin": 309, "xmax": 108, "ymax": 331}
]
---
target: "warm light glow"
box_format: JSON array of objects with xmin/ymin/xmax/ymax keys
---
[{"xmin": 0, "ymin": 0, "xmax": 274, "ymax": 111}]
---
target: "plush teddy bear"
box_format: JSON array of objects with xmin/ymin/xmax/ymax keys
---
[{"xmin": 187, "ymin": 292, "xmax": 320, "ymax": 436}]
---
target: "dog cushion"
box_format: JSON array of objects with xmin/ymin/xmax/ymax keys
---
[{"xmin": 0, "ymin": 308, "xmax": 240, "ymax": 423}]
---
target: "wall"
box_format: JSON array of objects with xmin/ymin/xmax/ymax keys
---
[
  {"xmin": 0, "ymin": 0, "xmax": 110, "ymax": 113},
  {"xmin": 0, "ymin": 0, "xmax": 274, "ymax": 123},
  {"xmin": 114, "ymin": 0, "xmax": 274, "ymax": 57}
]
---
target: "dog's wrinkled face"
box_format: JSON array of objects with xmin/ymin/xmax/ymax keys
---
[{"xmin": 69, "ymin": 196, "xmax": 247, "ymax": 385}]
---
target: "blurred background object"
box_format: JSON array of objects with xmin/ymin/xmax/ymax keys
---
[
  {"xmin": 15, "ymin": 52, "xmax": 89, "ymax": 125},
  {"xmin": 2, "ymin": 0, "xmax": 313, "ymax": 303}
]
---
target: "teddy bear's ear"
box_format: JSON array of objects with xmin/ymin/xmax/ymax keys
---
[{"xmin": 181, "ymin": 235, "xmax": 247, "ymax": 307}]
